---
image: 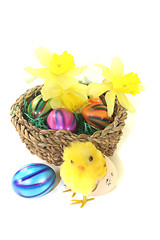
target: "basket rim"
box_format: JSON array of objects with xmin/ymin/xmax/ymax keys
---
[{"xmin": 10, "ymin": 85, "xmax": 127, "ymax": 138}]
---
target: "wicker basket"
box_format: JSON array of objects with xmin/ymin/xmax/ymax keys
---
[{"xmin": 10, "ymin": 85, "xmax": 127, "ymax": 166}]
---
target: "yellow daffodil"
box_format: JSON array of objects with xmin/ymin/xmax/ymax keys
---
[
  {"xmin": 25, "ymin": 48, "xmax": 87, "ymax": 84},
  {"xmin": 41, "ymin": 78, "xmax": 88, "ymax": 112},
  {"xmin": 88, "ymin": 57, "xmax": 144, "ymax": 116}
]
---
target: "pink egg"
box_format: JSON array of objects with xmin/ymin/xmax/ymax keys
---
[
  {"xmin": 47, "ymin": 108, "xmax": 77, "ymax": 132},
  {"xmin": 92, "ymin": 156, "xmax": 117, "ymax": 196}
]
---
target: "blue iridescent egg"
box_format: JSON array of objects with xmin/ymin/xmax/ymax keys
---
[{"xmin": 12, "ymin": 163, "xmax": 56, "ymax": 198}]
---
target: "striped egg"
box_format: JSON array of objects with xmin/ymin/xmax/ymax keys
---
[
  {"xmin": 47, "ymin": 108, "xmax": 77, "ymax": 132},
  {"xmin": 12, "ymin": 163, "xmax": 56, "ymax": 198},
  {"xmin": 27, "ymin": 94, "xmax": 52, "ymax": 119},
  {"xmin": 81, "ymin": 103, "xmax": 114, "ymax": 130},
  {"xmin": 89, "ymin": 98, "xmax": 103, "ymax": 104}
]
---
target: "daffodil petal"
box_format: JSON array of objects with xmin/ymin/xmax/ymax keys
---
[
  {"xmin": 66, "ymin": 84, "xmax": 88, "ymax": 100},
  {"xmin": 87, "ymin": 82, "xmax": 112, "ymax": 98},
  {"xmin": 117, "ymin": 92, "xmax": 136, "ymax": 113},
  {"xmin": 105, "ymin": 90, "xmax": 116, "ymax": 117},
  {"xmin": 35, "ymin": 47, "xmax": 53, "ymax": 66},
  {"xmin": 87, "ymin": 82, "xmax": 104, "ymax": 98},
  {"xmin": 50, "ymin": 97, "xmax": 66, "ymax": 109},
  {"xmin": 111, "ymin": 57, "xmax": 124, "ymax": 78},
  {"xmin": 63, "ymin": 84, "xmax": 88, "ymax": 111},
  {"xmin": 41, "ymin": 81, "xmax": 61, "ymax": 101},
  {"xmin": 62, "ymin": 92, "xmax": 87, "ymax": 112},
  {"xmin": 95, "ymin": 63, "xmax": 108, "ymax": 71},
  {"xmin": 102, "ymin": 67, "xmax": 114, "ymax": 81},
  {"xmin": 58, "ymin": 75, "xmax": 78, "ymax": 89},
  {"xmin": 43, "ymin": 75, "xmax": 58, "ymax": 88},
  {"xmin": 41, "ymin": 88, "xmax": 61, "ymax": 101},
  {"xmin": 67, "ymin": 66, "xmax": 87, "ymax": 77},
  {"xmin": 95, "ymin": 64, "xmax": 114, "ymax": 81},
  {"xmin": 24, "ymin": 66, "xmax": 49, "ymax": 79}
]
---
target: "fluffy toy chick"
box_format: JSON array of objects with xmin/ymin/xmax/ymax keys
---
[{"xmin": 60, "ymin": 141, "xmax": 107, "ymax": 207}]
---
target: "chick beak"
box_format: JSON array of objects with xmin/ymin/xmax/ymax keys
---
[{"xmin": 78, "ymin": 165, "xmax": 85, "ymax": 171}]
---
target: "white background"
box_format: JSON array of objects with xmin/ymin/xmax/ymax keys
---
[{"xmin": 1, "ymin": 0, "xmax": 160, "ymax": 239}]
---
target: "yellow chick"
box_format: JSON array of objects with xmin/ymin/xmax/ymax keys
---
[{"xmin": 60, "ymin": 141, "xmax": 107, "ymax": 207}]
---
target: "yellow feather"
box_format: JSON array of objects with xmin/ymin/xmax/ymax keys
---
[{"xmin": 60, "ymin": 142, "xmax": 107, "ymax": 196}]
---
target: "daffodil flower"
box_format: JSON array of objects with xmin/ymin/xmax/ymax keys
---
[
  {"xmin": 25, "ymin": 48, "xmax": 87, "ymax": 85},
  {"xmin": 25, "ymin": 48, "xmax": 88, "ymax": 111},
  {"xmin": 41, "ymin": 78, "xmax": 88, "ymax": 112},
  {"xmin": 88, "ymin": 57, "xmax": 144, "ymax": 116}
]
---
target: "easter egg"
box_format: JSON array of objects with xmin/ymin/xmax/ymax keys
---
[
  {"xmin": 47, "ymin": 108, "xmax": 77, "ymax": 132},
  {"xmin": 92, "ymin": 156, "xmax": 117, "ymax": 196},
  {"xmin": 81, "ymin": 104, "xmax": 113, "ymax": 130},
  {"xmin": 27, "ymin": 94, "xmax": 52, "ymax": 119},
  {"xmin": 89, "ymin": 98, "xmax": 103, "ymax": 104},
  {"xmin": 12, "ymin": 163, "xmax": 56, "ymax": 198}
]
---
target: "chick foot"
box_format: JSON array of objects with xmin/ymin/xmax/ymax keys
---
[{"xmin": 71, "ymin": 196, "xmax": 94, "ymax": 208}]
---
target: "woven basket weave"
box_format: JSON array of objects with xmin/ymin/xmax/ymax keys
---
[{"xmin": 10, "ymin": 85, "xmax": 127, "ymax": 166}]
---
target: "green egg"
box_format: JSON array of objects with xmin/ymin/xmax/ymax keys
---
[{"xmin": 27, "ymin": 95, "xmax": 52, "ymax": 119}]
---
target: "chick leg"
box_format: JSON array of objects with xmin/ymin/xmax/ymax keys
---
[
  {"xmin": 71, "ymin": 196, "xmax": 94, "ymax": 208},
  {"xmin": 63, "ymin": 189, "xmax": 71, "ymax": 193},
  {"xmin": 72, "ymin": 192, "xmax": 76, "ymax": 198},
  {"xmin": 63, "ymin": 185, "xmax": 76, "ymax": 198}
]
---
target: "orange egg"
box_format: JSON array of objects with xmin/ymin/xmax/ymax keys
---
[
  {"xmin": 89, "ymin": 98, "xmax": 103, "ymax": 104},
  {"xmin": 81, "ymin": 104, "xmax": 113, "ymax": 130}
]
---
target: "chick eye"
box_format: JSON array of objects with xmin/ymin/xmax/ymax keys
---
[
  {"xmin": 71, "ymin": 160, "xmax": 74, "ymax": 164},
  {"xmin": 89, "ymin": 156, "xmax": 93, "ymax": 161}
]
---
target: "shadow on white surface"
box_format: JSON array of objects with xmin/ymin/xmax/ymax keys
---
[{"xmin": 40, "ymin": 163, "xmax": 61, "ymax": 194}]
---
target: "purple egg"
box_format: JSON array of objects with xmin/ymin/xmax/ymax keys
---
[{"xmin": 47, "ymin": 108, "xmax": 77, "ymax": 132}]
